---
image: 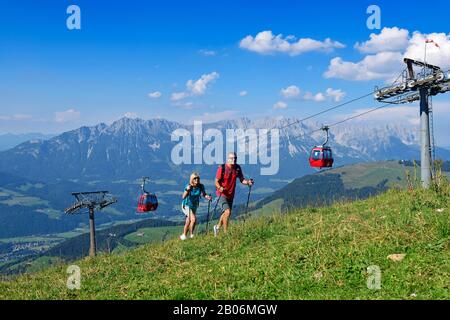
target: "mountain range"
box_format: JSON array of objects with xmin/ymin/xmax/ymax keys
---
[
  {"xmin": 2, "ymin": 117, "xmax": 448, "ymax": 181},
  {"xmin": 0, "ymin": 133, "xmax": 55, "ymax": 151},
  {"xmin": 0, "ymin": 116, "xmax": 449, "ymax": 241}
]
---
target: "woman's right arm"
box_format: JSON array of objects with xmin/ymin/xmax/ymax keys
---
[{"xmin": 182, "ymin": 185, "xmax": 191, "ymax": 199}]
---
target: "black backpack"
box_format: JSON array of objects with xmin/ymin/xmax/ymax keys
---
[{"xmin": 218, "ymin": 164, "xmax": 242, "ymax": 183}]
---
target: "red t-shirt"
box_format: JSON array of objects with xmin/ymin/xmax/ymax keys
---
[{"xmin": 215, "ymin": 164, "xmax": 244, "ymax": 200}]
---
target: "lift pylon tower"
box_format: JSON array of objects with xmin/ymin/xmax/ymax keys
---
[
  {"xmin": 65, "ymin": 191, "xmax": 117, "ymax": 257},
  {"xmin": 374, "ymin": 58, "xmax": 450, "ymax": 188}
]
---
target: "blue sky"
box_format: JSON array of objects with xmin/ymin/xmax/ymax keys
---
[{"xmin": 1, "ymin": 0, "xmax": 449, "ymax": 145}]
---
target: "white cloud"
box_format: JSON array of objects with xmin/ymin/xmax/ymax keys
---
[
  {"xmin": 280, "ymin": 85, "xmax": 300, "ymax": 99},
  {"xmin": 273, "ymin": 101, "xmax": 288, "ymax": 109},
  {"xmin": 303, "ymin": 92, "xmax": 326, "ymax": 102},
  {"xmin": 239, "ymin": 90, "xmax": 248, "ymax": 97},
  {"xmin": 199, "ymin": 49, "xmax": 217, "ymax": 57},
  {"xmin": 325, "ymin": 27, "xmax": 450, "ymax": 81},
  {"xmin": 15, "ymin": 114, "xmax": 33, "ymax": 120},
  {"xmin": 404, "ymin": 32, "xmax": 450, "ymax": 69},
  {"xmin": 324, "ymin": 52, "xmax": 404, "ymax": 81},
  {"xmin": 148, "ymin": 91, "xmax": 162, "ymax": 99},
  {"xmin": 335, "ymin": 105, "xmax": 420, "ymax": 126},
  {"xmin": 186, "ymin": 72, "xmax": 219, "ymax": 96},
  {"xmin": 239, "ymin": 30, "xmax": 345, "ymax": 56},
  {"xmin": 0, "ymin": 114, "xmax": 33, "ymax": 121},
  {"xmin": 54, "ymin": 109, "xmax": 80, "ymax": 123},
  {"xmin": 190, "ymin": 110, "xmax": 240, "ymax": 123},
  {"xmin": 431, "ymin": 101, "xmax": 450, "ymax": 145},
  {"xmin": 124, "ymin": 112, "xmax": 138, "ymax": 119},
  {"xmin": 171, "ymin": 72, "xmax": 220, "ymax": 102},
  {"xmin": 355, "ymin": 27, "xmax": 410, "ymax": 53},
  {"xmin": 177, "ymin": 102, "xmax": 195, "ymax": 109},
  {"xmin": 277, "ymin": 86, "xmax": 345, "ymax": 103},
  {"xmin": 326, "ymin": 88, "xmax": 346, "ymax": 102},
  {"xmin": 171, "ymin": 92, "xmax": 189, "ymax": 101}
]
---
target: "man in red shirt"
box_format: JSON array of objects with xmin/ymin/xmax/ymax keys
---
[{"xmin": 213, "ymin": 152, "xmax": 254, "ymax": 236}]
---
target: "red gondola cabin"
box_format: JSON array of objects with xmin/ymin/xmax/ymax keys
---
[
  {"xmin": 309, "ymin": 146, "xmax": 334, "ymax": 169},
  {"xmin": 309, "ymin": 125, "xmax": 334, "ymax": 169},
  {"xmin": 137, "ymin": 192, "xmax": 158, "ymax": 213},
  {"xmin": 136, "ymin": 177, "xmax": 158, "ymax": 213}
]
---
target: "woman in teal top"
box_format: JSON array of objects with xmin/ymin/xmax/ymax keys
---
[{"xmin": 180, "ymin": 172, "xmax": 212, "ymax": 240}]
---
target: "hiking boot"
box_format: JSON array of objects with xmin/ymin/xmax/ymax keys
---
[
  {"xmin": 213, "ymin": 225, "xmax": 219, "ymax": 237},
  {"xmin": 180, "ymin": 234, "xmax": 187, "ymax": 241}
]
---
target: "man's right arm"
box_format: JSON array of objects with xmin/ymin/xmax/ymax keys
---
[
  {"xmin": 215, "ymin": 166, "xmax": 225, "ymax": 192},
  {"xmin": 215, "ymin": 178, "xmax": 224, "ymax": 192}
]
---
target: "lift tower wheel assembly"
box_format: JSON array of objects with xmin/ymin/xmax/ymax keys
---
[{"xmin": 65, "ymin": 191, "xmax": 117, "ymax": 257}]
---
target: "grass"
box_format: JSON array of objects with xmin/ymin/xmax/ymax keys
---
[
  {"xmin": 54, "ymin": 230, "xmax": 86, "ymax": 239},
  {"xmin": 0, "ymin": 235, "xmax": 64, "ymax": 244},
  {"xmin": 0, "ymin": 187, "xmax": 448, "ymax": 300},
  {"xmin": 0, "ymin": 188, "xmax": 22, "ymax": 197},
  {"xmin": 332, "ymin": 161, "xmax": 450, "ymax": 190},
  {"xmin": 100, "ymin": 207, "xmax": 126, "ymax": 217},
  {"xmin": 0, "ymin": 196, "xmax": 49, "ymax": 207},
  {"xmin": 243, "ymin": 199, "xmax": 284, "ymax": 218},
  {"xmin": 0, "ymin": 187, "xmax": 50, "ymax": 208},
  {"xmin": 35, "ymin": 208, "xmax": 61, "ymax": 219},
  {"xmin": 329, "ymin": 161, "xmax": 408, "ymax": 189},
  {"xmin": 4, "ymin": 257, "xmax": 63, "ymax": 275},
  {"xmin": 23, "ymin": 257, "xmax": 63, "ymax": 274},
  {"xmin": 124, "ymin": 226, "xmax": 181, "ymax": 244},
  {"xmin": 250, "ymin": 187, "xmax": 277, "ymax": 195}
]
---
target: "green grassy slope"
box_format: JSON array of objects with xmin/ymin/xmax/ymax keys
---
[
  {"xmin": 0, "ymin": 187, "xmax": 448, "ymax": 300},
  {"xmin": 328, "ymin": 161, "xmax": 410, "ymax": 188},
  {"xmin": 241, "ymin": 161, "xmax": 450, "ymax": 218},
  {"xmin": 124, "ymin": 226, "xmax": 181, "ymax": 244}
]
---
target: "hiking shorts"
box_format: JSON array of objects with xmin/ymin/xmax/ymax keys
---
[
  {"xmin": 181, "ymin": 205, "xmax": 196, "ymax": 217},
  {"xmin": 217, "ymin": 197, "xmax": 233, "ymax": 214}
]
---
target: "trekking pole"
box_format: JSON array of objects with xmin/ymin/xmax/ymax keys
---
[
  {"xmin": 245, "ymin": 183, "xmax": 252, "ymax": 217},
  {"xmin": 207, "ymin": 194, "xmax": 221, "ymax": 234},
  {"xmin": 205, "ymin": 195, "xmax": 212, "ymax": 234}
]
